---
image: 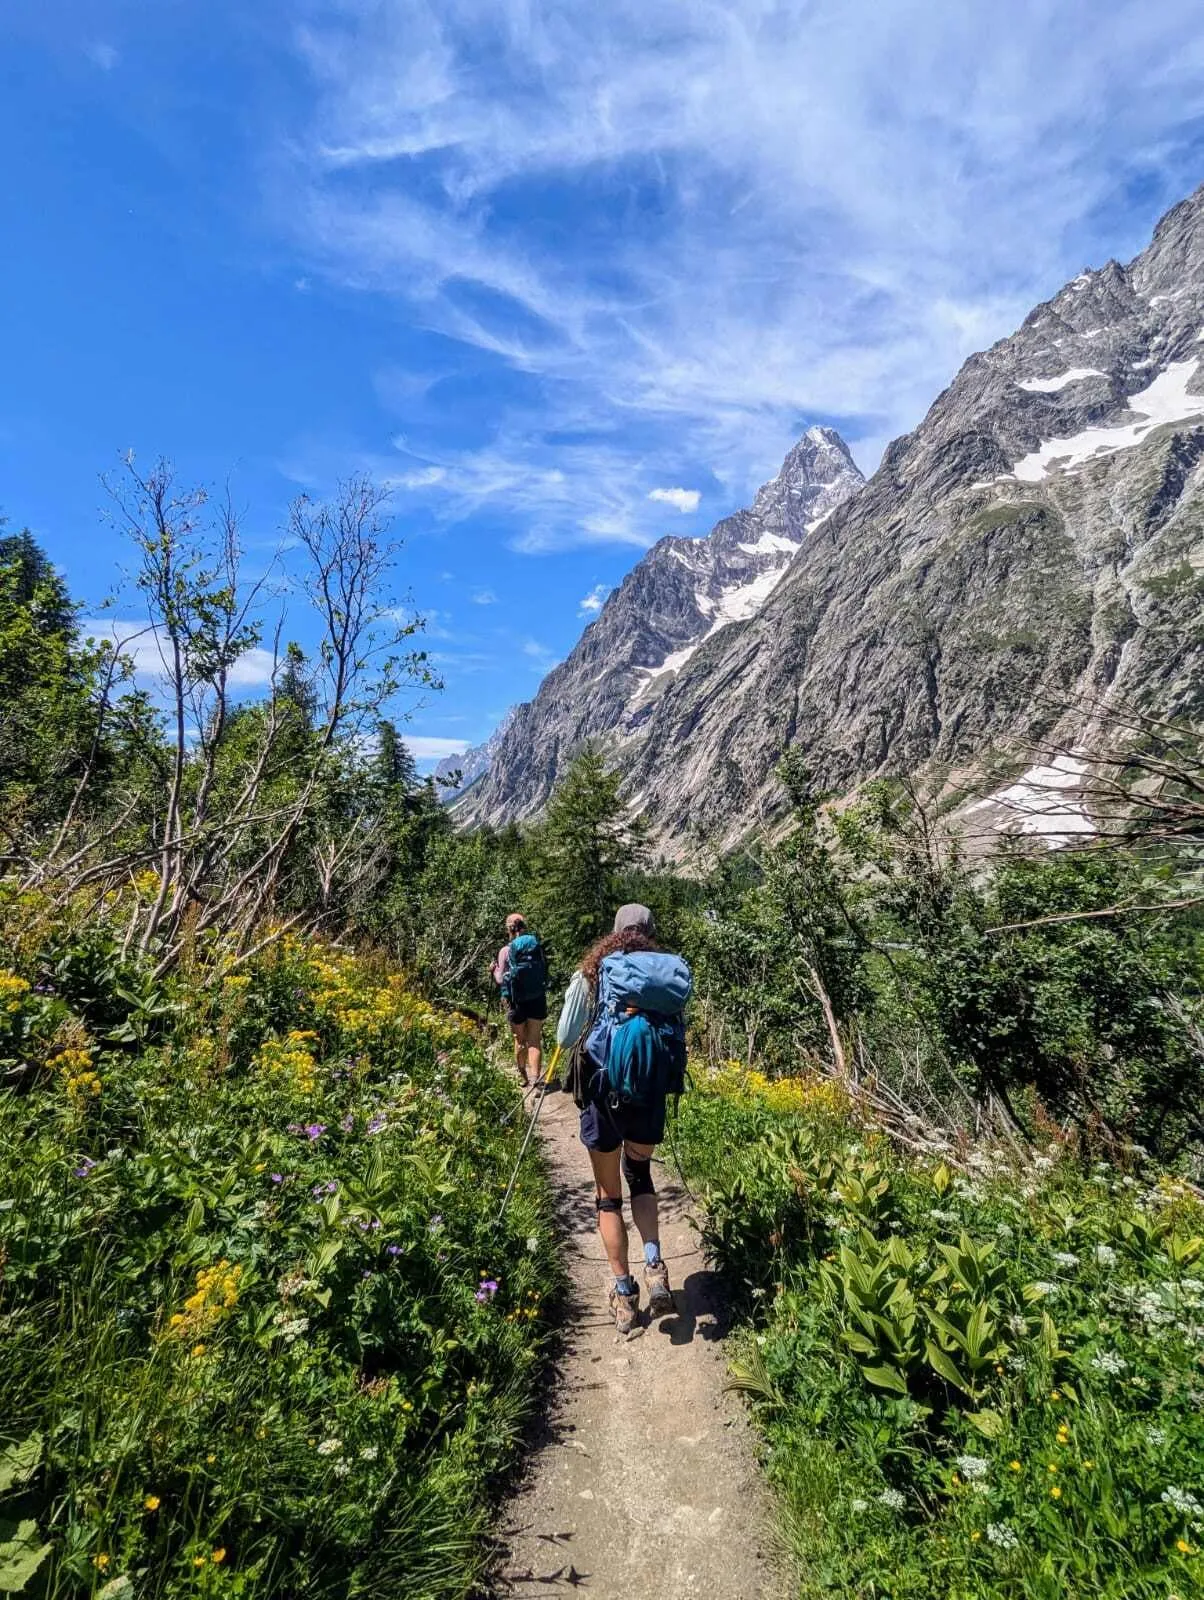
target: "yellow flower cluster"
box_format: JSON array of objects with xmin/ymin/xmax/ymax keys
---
[
  {"xmin": 255, "ymin": 1031, "xmax": 319, "ymax": 1096},
  {"xmin": 296, "ymin": 940, "xmax": 470, "ymax": 1051},
  {"xmin": 165, "ymin": 1260, "xmax": 243, "ymax": 1340},
  {"xmin": 0, "ymin": 970, "xmax": 30, "ymax": 1014},
  {"xmin": 49, "ymin": 1046, "xmax": 102, "ymax": 1104},
  {"xmin": 707, "ymin": 1060, "xmax": 851, "ymax": 1119},
  {"xmin": 133, "ymin": 869, "xmax": 162, "ymax": 898}
]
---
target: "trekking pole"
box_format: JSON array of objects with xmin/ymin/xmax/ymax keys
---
[{"xmin": 494, "ymin": 1046, "xmax": 561, "ymax": 1228}]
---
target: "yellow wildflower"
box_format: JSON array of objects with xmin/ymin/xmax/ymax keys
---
[
  {"xmin": 144, "ymin": 1494, "xmax": 161, "ymax": 1511},
  {"xmin": 1050, "ymin": 1486, "xmax": 1062, "ymax": 1499},
  {"xmin": 93, "ymin": 1554, "xmax": 110, "ymax": 1570},
  {"xmin": 212, "ymin": 1548, "xmax": 226, "ymax": 1564},
  {"xmin": 1009, "ymin": 1461, "xmax": 1022, "ymax": 1472}
]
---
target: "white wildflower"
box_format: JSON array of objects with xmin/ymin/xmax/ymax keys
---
[
  {"xmin": 987, "ymin": 1523, "xmax": 1019, "ymax": 1550},
  {"xmin": 316, "ymin": 1438, "xmax": 342, "ymax": 1456},
  {"xmin": 878, "ymin": 1487, "xmax": 906, "ymax": 1511},
  {"xmin": 1052, "ymin": 1251, "xmax": 1079, "ymax": 1269},
  {"xmin": 996, "ymin": 1222, "xmax": 1014, "ymax": 1241},
  {"xmin": 526, "ymin": 1235, "xmax": 540, "ymax": 1253},
  {"xmin": 1090, "ymin": 1350, "xmax": 1127, "ymax": 1376},
  {"xmin": 956, "ymin": 1454, "xmax": 990, "ymax": 1482},
  {"xmin": 360, "ymin": 1445, "xmax": 379, "ymax": 1461},
  {"xmin": 1008, "ymin": 1313, "xmax": 1028, "ymax": 1336},
  {"xmin": 1094, "ymin": 1244, "xmax": 1118, "ymax": 1267},
  {"xmin": 332, "ymin": 1460, "xmax": 351, "ymax": 1478},
  {"xmin": 1030, "ymin": 1282, "xmax": 1059, "ymax": 1300},
  {"xmin": 850, "ymin": 1498, "xmax": 868, "ymax": 1513},
  {"xmin": 1146, "ymin": 1426, "xmax": 1167, "ymax": 1447},
  {"xmin": 1161, "ymin": 1486, "xmax": 1203, "ymax": 1517}
]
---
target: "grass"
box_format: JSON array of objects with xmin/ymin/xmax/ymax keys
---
[{"xmin": 675, "ymin": 1064, "xmax": 1204, "ymax": 1599}]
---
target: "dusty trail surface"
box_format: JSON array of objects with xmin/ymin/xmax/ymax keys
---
[{"xmin": 489, "ymin": 1085, "xmax": 784, "ymax": 1599}]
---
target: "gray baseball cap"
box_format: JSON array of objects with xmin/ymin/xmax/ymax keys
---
[{"xmin": 613, "ymin": 903, "xmax": 655, "ymax": 934}]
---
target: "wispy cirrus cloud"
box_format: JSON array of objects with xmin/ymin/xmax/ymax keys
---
[
  {"xmin": 404, "ymin": 734, "xmax": 470, "ymax": 760},
  {"xmin": 280, "ymin": 0, "xmax": 1204, "ymax": 548}
]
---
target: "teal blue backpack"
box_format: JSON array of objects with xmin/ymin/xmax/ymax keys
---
[
  {"xmin": 503, "ymin": 933, "xmax": 546, "ymax": 1006},
  {"xmin": 584, "ymin": 951, "xmax": 692, "ymax": 1107}
]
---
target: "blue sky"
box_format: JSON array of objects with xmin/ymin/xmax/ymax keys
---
[{"xmin": 4, "ymin": 2, "xmax": 1204, "ymax": 763}]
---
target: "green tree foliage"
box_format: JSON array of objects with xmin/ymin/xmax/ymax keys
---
[
  {"xmin": 528, "ymin": 743, "xmax": 648, "ymax": 970},
  {"xmin": 0, "ymin": 531, "xmax": 112, "ymax": 837}
]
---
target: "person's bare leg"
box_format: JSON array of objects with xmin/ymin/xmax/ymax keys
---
[
  {"xmin": 624, "ymin": 1140, "xmax": 659, "ymax": 1253},
  {"xmin": 524, "ymin": 1018, "xmax": 543, "ymax": 1081},
  {"xmin": 510, "ymin": 1023, "xmax": 528, "ymax": 1085},
  {"xmin": 588, "ymin": 1148, "xmax": 628, "ymax": 1277}
]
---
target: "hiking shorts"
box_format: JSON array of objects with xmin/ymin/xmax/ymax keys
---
[
  {"xmin": 579, "ymin": 1092, "xmax": 666, "ymax": 1154},
  {"xmin": 506, "ymin": 997, "xmax": 547, "ymax": 1027}
]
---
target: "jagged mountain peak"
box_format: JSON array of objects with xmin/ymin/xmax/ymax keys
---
[{"xmin": 453, "ymin": 425, "xmax": 864, "ymax": 822}]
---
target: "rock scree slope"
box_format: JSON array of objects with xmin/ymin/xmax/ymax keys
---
[
  {"xmin": 489, "ymin": 1087, "xmax": 784, "ymax": 1600},
  {"xmin": 464, "ymin": 184, "xmax": 1204, "ymax": 853}
]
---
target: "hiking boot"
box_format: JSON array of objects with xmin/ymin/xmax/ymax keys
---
[
  {"xmin": 608, "ymin": 1281, "xmax": 641, "ymax": 1336},
  {"xmin": 644, "ymin": 1259, "xmax": 674, "ymax": 1318}
]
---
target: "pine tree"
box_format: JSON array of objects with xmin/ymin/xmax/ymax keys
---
[{"xmin": 531, "ymin": 744, "xmax": 647, "ymax": 967}]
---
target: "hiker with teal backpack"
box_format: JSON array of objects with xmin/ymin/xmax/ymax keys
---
[
  {"xmin": 492, "ymin": 913, "xmax": 548, "ymax": 1089},
  {"xmin": 555, "ymin": 904, "xmax": 692, "ymax": 1335}
]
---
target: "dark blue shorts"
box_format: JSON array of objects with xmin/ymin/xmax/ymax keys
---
[
  {"xmin": 506, "ymin": 998, "xmax": 547, "ymax": 1026},
  {"xmin": 579, "ymin": 1093, "xmax": 666, "ymax": 1154}
]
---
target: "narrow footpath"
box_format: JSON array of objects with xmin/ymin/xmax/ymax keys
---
[{"xmin": 489, "ymin": 1084, "xmax": 785, "ymax": 1599}]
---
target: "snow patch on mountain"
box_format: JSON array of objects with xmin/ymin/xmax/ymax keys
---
[
  {"xmin": 967, "ymin": 756, "xmax": 1093, "ymax": 848},
  {"xmin": 1010, "ymin": 359, "xmax": 1204, "ymax": 481},
  {"xmin": 1016, "ymin": 368, "xmax": 1107, "ymax": 392}
]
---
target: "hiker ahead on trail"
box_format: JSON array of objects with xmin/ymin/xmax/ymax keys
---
[
  {"xmin": 492, "ymin": 912, "xmax": 548, "ymax": 1090},
  {"xmin": 555, "ymin": 903, "xmax": 692, "ymax": 1336}
]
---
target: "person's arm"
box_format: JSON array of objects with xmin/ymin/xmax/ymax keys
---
[
  {"xmin": 556, "ymin": 969, "xmax": 593, "ymax": 1049},
  {"xmin": 492, "ymin": 945, "xmax": 510, "ymax": 988}
]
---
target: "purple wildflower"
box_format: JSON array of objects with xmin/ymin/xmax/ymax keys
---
[
  {"xmin": 340, "ymin": 1114, "xmax": 354, "ymax": 1132},
  {"xmin": 270, "ymin": 1173, "xmax": 285, "ymax": 1185},
  {"xmin": 73, "ymin": 1157, "xmax": 97, "ymax": 1178},
  {"xmin": 365, "ymin": 1116, "xmax": 386, "ymax": 1135},
  {"xmin": 386, "ymin": 1244, "xmax": 404, "ymax": 1257},
  {"xmin": 475, "ymin": 1279, "xmax": 500, "ymax": 1303},
  {"xmin": 303, "ymin": 1123, "xmax": 326, "ymax": 1142},
  {"xmin": 428, "ymin": 1214, "xmax": 443, "ymax": 1232}
]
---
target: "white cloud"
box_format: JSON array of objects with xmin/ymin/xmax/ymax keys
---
[
  {"xmin": 648, "ymin": 487, "xmax": 701, "ymax": 513},
  {"xmin": 85, "ymin": 42, "xmax": 119, "ymax": 71},
  {"xmin": 404, "ymin": 735, "xmax": 470, "ymax": 759},
  {"xmin": 470, "ymin": 588, "xmax": 497, "ymax": 604},
  {"xmin": 578, "ymin": 584, "xmax": 611, "ymax": 617},
  {"xmin": 81, "ymin": 620, "xmax": 276, "ymax": 690},
  {"xmin": 280, "ymin": 1, "xmax": 1204, "ymax": 546}
]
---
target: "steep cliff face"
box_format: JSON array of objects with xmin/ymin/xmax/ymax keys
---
[
  {"xmin": 463, "ymin": 184, "xmax": 1204, "ymax": 851},
  {"xmin": 454, "ymin": 427, "xmax": 864, "ymax": 822},
  {"xmin": 618, "ymin": 185, "xmax": 1204, "ymax": 851}
]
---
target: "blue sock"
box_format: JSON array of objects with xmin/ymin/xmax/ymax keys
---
[
  {"xmin": 614, "ymin": 1273, "xmax": 637, "ymax": 1297},
  {"xmin": 643, "ymin": 1241, "xmax": 662, "ymax": 1268}
]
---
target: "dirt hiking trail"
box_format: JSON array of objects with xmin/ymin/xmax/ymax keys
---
[{"xmin": 489, "ymin": 1085, "xmax": 786, "ymax": 1599}]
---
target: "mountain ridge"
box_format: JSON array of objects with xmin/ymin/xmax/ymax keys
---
[{"xmin": 462, "ymin": 182, "xmax": 1204, "ymax": 851}]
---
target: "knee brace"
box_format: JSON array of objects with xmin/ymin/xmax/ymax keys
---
[
  {"xmin": 596, "ymin": 1193, "xmax": 624, "ymax": 1215},
  {"xmin": 622, "ymin": 1151, "xmax": 655, "ymax": 1199}
]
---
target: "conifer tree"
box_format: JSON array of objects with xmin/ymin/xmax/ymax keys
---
[{"xmin": 531, "ymin": 743, "xmax": 647, "ymax": 967}]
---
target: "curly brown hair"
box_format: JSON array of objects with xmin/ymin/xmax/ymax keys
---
[{"xmin": 580, "ymin": 927, "xmax": 659, "ymax": 988}]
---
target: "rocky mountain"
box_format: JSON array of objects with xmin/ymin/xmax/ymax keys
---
[
  {"xmin": 432, "ymin": 708, "xmax": 516, "ymax": 800},
  {"xmin": 454, "ymin": 427, "xmax": 864, "ymax": 822},
  {"xmin": 463, "ymin": 183, "xmax": 1204, "ymax": 853}
]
